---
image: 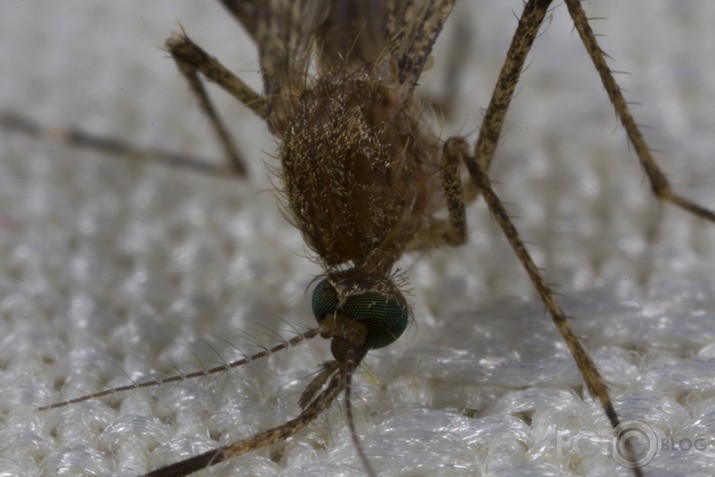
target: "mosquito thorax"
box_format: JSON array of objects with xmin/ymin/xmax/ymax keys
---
[
  {"xmin": 311, "ymin": 270, "xmax": 409, "ymax": 361},
  {"xmin": 280, "ymin": 74, "xmax": 440, "ymax": 271}
]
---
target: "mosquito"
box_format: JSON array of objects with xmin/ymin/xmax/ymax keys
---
[{"xmin": 2, "ymin": 1, "xmax": 714, "ymax": 476}]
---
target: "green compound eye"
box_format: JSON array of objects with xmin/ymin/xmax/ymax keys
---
[
  {"xmin": 342, "ymin": 292, "xmax": 408, "ymax": 349},
  {"xmin": 311, "ymin": 279, "xmax": 408, "ymax": 350},
  {"xmin": 311, "ymin": 278, "xmax": 340, "ymax": 320}
]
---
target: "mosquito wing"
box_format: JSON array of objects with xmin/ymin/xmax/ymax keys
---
[
  {"xmin": 219, "ymin": 1, "xmax": 455, "ymax": 127},
  {"xmin": 316, "ymin": 0, "xmax": 455, "ymax": 92},
  {"xmin": 218, "ymin": 0, "xmax": 329, "ymax": 127}
]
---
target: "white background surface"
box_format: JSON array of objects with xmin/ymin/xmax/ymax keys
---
[{"xmin": 2, "ymin": 1, "xmax": 715, "ymax": 476}]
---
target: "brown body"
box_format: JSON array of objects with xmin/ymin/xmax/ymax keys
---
[{"xmin": 282, "ymin": 75, "xmax": 441, "ymax": 274}]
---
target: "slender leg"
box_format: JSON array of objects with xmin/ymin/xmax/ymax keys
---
[
  {"xmin": 1, "ymin": 29, "xmax": 270, "ymax": 179},
  {"xmin": 165, "ymin": 29, "xmax": 268, "ymax": 176},
  {"xmin": 454, "ymin": 141, "xmax": 644, "ymax": 477},
  {"xmin": 462, "ymin": 0, "xmax": 551, "ymax": 204},
  {"xmin": 413, "ymin": 120, "xmax": 645, "ymax": 477},
  {"xmin": 474, "ymin": 0, "xmax": 715, "ymax": 222},
  {"xmin": 564, "ymin": 0, "xmax": 715, "ymax": 222},
  {"xmin": 0, "ymin": 110, "xmax": 235, "ymax": 177}
]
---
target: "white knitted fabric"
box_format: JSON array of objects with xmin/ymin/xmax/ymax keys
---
[{"xmin": 1, "ymin": 1, "xmax": 715, "ymax": 476}]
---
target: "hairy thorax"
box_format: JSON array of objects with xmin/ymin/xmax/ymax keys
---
[{"xmin": 281, "ymin": 75, "xmax": 441, "ymax": 274}]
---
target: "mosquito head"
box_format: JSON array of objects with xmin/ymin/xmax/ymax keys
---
[{"xmin": 311, "ymin": 269, "xmax": 409, "ymax": 361}]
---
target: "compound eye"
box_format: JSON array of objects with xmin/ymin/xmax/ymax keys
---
[
  {"xmin": 311, "ymin": 279, "xmax": 339, "ymax": 322},
  {"xmin": 311, "ymin": 279, "xmax": 409, "ymax": 350},
  {"xmin": 342, "ymin": 293, "xmax": 408, "ymax": 350}
]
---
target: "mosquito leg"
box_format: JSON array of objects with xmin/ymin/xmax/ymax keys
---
[
  {"xmin": 564, "ymin": 0, "xmax": 715, "ymax": 223},
  {"xmin": 408, "ymin": 137, "xmax": 467, "ymax": 250},
  {"xmin": 1, "ymin": 29, "xmax": 271, "ymax": 178},
  {"xmin": 454, "ymin": 0, "xmax": 551, "ymax": 205},
  {"xmin": 0, "ymin": 110, "xmax": 236, "ymax": 177},
  {"xmin": 165, "ymin": 29, "xmax": 269, "ymax": 177},
  {"xmin": 454, "ymin": 139, "xmax": 644, "ymax": 476}
]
